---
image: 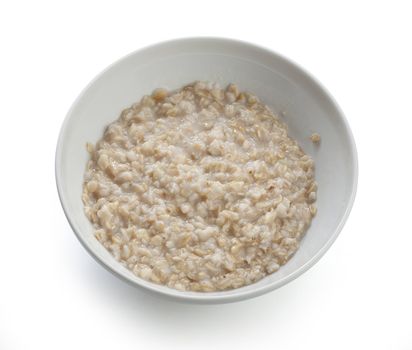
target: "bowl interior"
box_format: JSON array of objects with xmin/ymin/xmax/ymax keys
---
[{"xmin": 56, "ymin": 38, "xmax": 357, "ymax": 302}]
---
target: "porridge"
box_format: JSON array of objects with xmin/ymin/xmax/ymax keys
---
[
  {"xmin": 82, "ymin": 81, "xmax": 317, "ymax": 292},
  {"xmin": 311, "ymin": 133, "xmax": 321, "ymax": 144}
]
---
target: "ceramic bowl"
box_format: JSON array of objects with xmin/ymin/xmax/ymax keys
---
[{"xmin": 56, "ymin": 38, "xmax": 358, "ymax": 303}]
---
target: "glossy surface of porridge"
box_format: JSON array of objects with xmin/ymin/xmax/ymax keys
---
[{"xmin": 82, "ymin": 82, "xmax": 317, "ymax": 292}]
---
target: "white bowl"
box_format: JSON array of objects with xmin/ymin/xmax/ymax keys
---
[{"xmin": 56, "ymin": 38, "xmax": 358, "ymax": 304}]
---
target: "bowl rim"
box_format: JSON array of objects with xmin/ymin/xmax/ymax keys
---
[{"xmin": 55, "ymin": 36, "xmax": 358, "ymax": 304}]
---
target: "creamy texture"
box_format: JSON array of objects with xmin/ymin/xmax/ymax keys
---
[{"xmin": 82, "ymin": 81, "xmax": 317, "ymax": 292}]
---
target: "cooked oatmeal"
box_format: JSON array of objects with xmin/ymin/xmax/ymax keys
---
[
  {"xmin": 82, "ymin": 81, "xmax": 317, "ymax": 292},
  {"xmin": 311, "ymin": 133, "xmax": 321, "ymax": 144}
]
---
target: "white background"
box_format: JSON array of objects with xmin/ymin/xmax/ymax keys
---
[{"xmin": 1, "ymin": 1, "xmax": 411, "ymax": 349}]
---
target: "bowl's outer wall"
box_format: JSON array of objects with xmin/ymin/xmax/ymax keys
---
[{"xmin": 56, "ymin": 38, "xmax": 358, "ymax": 303}]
